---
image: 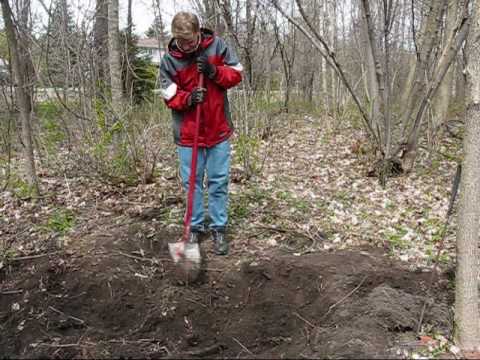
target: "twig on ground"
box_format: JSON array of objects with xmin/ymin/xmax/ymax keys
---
[
  {"xmin": 108, "ymin": 338, "xmax": 162, "ymax": 344},
  {"xmin": 13, "ymin": 227, "xmax": 31, "ymax": 240},
  {"xmin": 246, "ymin": 229, "xmax": 269, "ymax": 239},
  {"xmin": 105, "ymin": 339, "xmax": 172, "ymax": 356},
  {"xmin": 115, "ymin": 251, "xmax": 161, "ymax": 264},
  {"xmin": 185, "ymin": 297, "xmax": 208, "ymax": 308},
  {"xmin": 184, "ymin": 343, "xmax": 223, "ymax": 357},
  {"xmin": 294, "ymin": 311, "xmax": 318, "ymax": 328},
  {"xmin": 11, "ymin": 252, "xmax": 59, "ymax": 261},
  {"xmin": 0, "ymin": 289, "xmax": 23, "ymax": 295},
  {"xmin": 232, "ymin": 337, "xmax": 253, "ymax": 355},
  {"xmin": 159, "ymin": 346, "xmax": 171, "ymax": 356},
  {"xmin": 48, "ymin": 306, "xmax": 85, "ymax": 325},
  {"xmin": 204, "ymin": 268, "xmax": 225, "ymax": 272},
  {"xmin": 322, "ymin": 275, "xmax": 367, "ymax": 318},
  {"xmin": 38, "ymin": 342, "xmax": 81, "ymax": 348}
]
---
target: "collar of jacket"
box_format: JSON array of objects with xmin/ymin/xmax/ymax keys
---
[{"xmin": 168, "ymin": 28, "xmax": 215, "ymax": 59}]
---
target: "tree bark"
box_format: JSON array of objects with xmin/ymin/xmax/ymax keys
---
[
  {"xmin": 431, "ymin": 0, "xmax": 457, "ymax": 142},
  {"xmin": 455, "ymin": 55, "xmax": 467, "ymax": 105},
  {"xmin": 1, "ymin": 0, "xmax": 40, "ymax": 196},
  {"xmin": 454, "ymin": 0, "xmax": 480, "ymax": 351},
  {"xmin": 108, "ymin": 0, "xmax": 123, "ymax": 118},
  {"xmin": 329, "ymin": 0, "xmax": 338, "ymax": 112},
  {"xmin": 398, "ymin": 0, "xmax": 447, "ymax": 170},
  {"xmin": 94, "ymin": 0, "xmax": 109, "ymax": 95},
  {"xmin": 244, "ymin": 0, "xmax": 259, "ymax": 89},
  {"xmin": 125, "ymin": 0, "xmax": 134, "ymax": 102},
  {"xmin": 321, "ymin": 0, "xmax": 329, "ymax": 106},
  {"xmin": 273, "ymin": 18, "xmax": 295, "ymax": 111},
  {"xmin": 360, "ymin": 0, "xmax": 385, "ymax": 146}
]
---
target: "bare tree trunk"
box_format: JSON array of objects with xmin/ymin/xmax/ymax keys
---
[
  {"xmin": 397, "ymin": 0, "xmax": 447, "ymax": 168},
  {"xmin": 108, "ymin": 0, "xmax": 123, "ymax": 118},
  {"xmin": 245, "ymin": 0, "xmax": 259, "ymax": 89},
  {"xmin": 361, "ymin": 7, "xmax": 376, "ymax": 104},
  {"xmin": 431, "ymin": 0, "xmax": 459, "ymax": 143},
  {"xmin": 125, "ymin": 0, "xmax": 134, "ymax": 103},
  {"xmin": 400, "ymin": 1, "xmax": 472, "ymax": 171},
  {"xmin": 397, "ymin": 0, "xmax": 477, "ymax": 171},
  {"xmin": 455, "ymin": 55, "xmax": 467, "ymax": 104},
  {"xmin": 329, "ymin": 0, "xmax": 337, "ymax": 112},
  {"xmin": 273, "ymin": 15, "xmax": 295, "ymax": 112},
  {"xmin": 1, "ymin": 0, "xmax": 40, "ymax": 196},
  {"xmin": 152, "ymin": 0, "xmax": 167, "ymax": 50},
  {"xmin": 94, "ymin": 0, "xmax": 109, "ymax": 97},
  {"xmin": 454, "ymin": 0, "xmax": 480, "ymax": 351},
  {"xmin": 399, "ymin": 0, "xmax": 447, "ymax": 128},
  {"xmin": 360, "ymin": 0, "xmax": 383, "ymax": 142},
  {"xmin": 322, "ymin": 0, "xmax": 329, "ymax": 107},
  {"xmin": 382, "ymin": 0, "xmax": 393, "ymax": 163}
]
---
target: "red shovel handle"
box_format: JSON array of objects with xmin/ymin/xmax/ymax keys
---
[{"xmin": 182, "ymin": 73, "xmax": 205, "ymax": 242}]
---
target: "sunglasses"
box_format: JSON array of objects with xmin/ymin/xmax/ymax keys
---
[
  {"xmin": 177, "ymin": 38, "xmax": 197, "ymax": 47},
  {"xmin": 176, "ymin": 34, "xmax": 200, "ymax": 52}
]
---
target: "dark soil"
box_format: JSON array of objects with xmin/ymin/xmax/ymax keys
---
[{"xmin": 0, "ymin": 221, "xmax": 452, "ymax": 359}]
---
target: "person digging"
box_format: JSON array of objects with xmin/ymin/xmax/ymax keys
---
[{"xmin": 159, "ymin": 12, "xmax": 243, "ymax": 264}]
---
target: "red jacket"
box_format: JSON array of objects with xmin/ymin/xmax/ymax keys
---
[{"xmin": 159, "ymin": 29, "xmax": 243, "ymax": 147}]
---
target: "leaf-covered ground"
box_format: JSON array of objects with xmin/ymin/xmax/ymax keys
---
[
  {"xmin": 1, "ymin": 113, "xmax": 462, "ymax": 275},
  {"xmin": 237, "ymin": 114, "xmax": 461, "ymax": 269}
]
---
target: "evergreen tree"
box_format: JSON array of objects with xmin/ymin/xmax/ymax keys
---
[
  {"xmin": 145, "ymin": 15, "xmax": 169, "ymax": 43},
  {"xmin": 44, "ymin": 0, "xmax": 78, "ymax": 87},
  {"xmin": 120, "ymin": 30, "xmax": 157, "ymax": 104}
]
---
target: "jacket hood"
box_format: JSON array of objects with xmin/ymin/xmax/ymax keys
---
[{"xmin": 168, "ymin": 28, "xmax": 215, "ymax": 59}]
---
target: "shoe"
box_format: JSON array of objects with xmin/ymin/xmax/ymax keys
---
[
  {"xmin": 212, "ymin": 229, "xmax": 228, "ymax": 255},
  {"xmin": 188, "ymin": 232, "xmax": 200, "ymax": 244}
]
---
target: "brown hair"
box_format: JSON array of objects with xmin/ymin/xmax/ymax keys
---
[{"xmin": 171, "ymin": 12, "xmax": 200, "ymax": 40}]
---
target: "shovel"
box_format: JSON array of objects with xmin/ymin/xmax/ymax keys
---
[{"xmin": 168, "ymin": 73, "xmax": 204, "ymax": 281}]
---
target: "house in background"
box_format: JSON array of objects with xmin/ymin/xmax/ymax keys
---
[{"xmin": 136, "ymin": 38, "xmax": 165, "ymax": 66}]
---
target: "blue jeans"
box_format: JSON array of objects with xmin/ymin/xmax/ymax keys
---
[{"xmin": 177, "ymin": 140, "xmax": 231, "ymax": 232}]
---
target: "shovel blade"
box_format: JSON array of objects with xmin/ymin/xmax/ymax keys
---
[{"xmin": 168, "ymin": 241, "xmax": 202, "ymax": 282}]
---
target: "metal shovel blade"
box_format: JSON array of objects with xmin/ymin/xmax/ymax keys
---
[{"xmin": 168, "ymin": 241, "xmax": 201, "ymax": 281}]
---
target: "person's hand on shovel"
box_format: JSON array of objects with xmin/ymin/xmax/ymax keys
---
[
  {"xmin": 196, "ymin": 55, "xmax": 217, "ymax": 79},
  {"xmin": 187, "ymin": 87, "xmax": 206, "ymax": 107}
]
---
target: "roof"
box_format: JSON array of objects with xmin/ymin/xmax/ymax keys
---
[{"xmin": 136, "ymin": 38, "xmax": 165, "ymax": 49}]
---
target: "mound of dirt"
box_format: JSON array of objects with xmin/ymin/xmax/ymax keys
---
[
  {"xmin": 308, "ymin": 284, "xmax": 450, "ymax": 359},
  {"xmin": 363, "ymin": 285, "xmax": 449, "ymax": 332},
  {"xmin": 0, "ymin": 225, "xmax": 452, "ymax": 359}
]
